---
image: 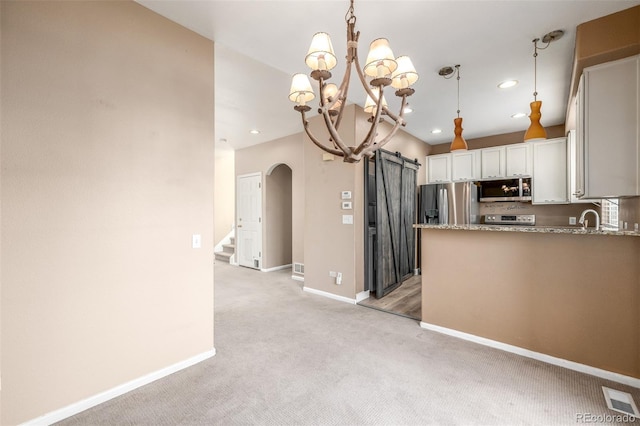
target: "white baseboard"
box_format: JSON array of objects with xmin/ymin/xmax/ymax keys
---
[
  {"xmin": 291, "ymin": 275, "xmax": 304, "ymax": 282},
  {"xmin": 420, "ymin": 322, "xmax": 640, "ymax": 389},
  {"xmin": 355, "ymin": 290, "xmax": 370, "ymax": 303},
  {"xmin": 23, "ymin": 349, "xmax": 216, "ymax": 426},
  {"xmin": 261, "ymin": 264, "xmax": 292, "ymax": 272},
  {"xmin": 303, "ymin": 286, "xmax": 356, "ymax": 305}
]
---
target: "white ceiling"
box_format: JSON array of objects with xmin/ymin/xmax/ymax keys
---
[{"xmin": 136, "ymin": 0, "xmax": 640, "ymax": 151}]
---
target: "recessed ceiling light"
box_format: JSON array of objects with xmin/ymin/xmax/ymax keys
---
[
  {"xmin": 249, "ymin": 129, "xmax": 260, "ymax": 135},
  {"xmin": 511, "ymin": 112, "xmax": 527, "ymax": 119},
  {"xmin": 431, "ymin": 129, "xmax": 442, "ymax": 134},
  {"xmin": 498, "ymin": 80, "xmax": 518, "ymax": 89}
]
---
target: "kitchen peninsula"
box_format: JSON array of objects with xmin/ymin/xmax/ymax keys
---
[{"xmin": 415, "ymin": 224, "xmax": 640, "ymax": 384}]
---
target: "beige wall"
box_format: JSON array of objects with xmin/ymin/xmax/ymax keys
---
[
  {"xmin": 1, "ymin": 2, "xmax": 215, "ymax": 424},
  {"xmin": 265, "ymin": 165, "xmax": 293, "ymax": 269},
  {"xmin": 235, "ymin": 134, "xmax": 304, "ymax": 271},
  {"xmin": 303, "ymin": 105, "xmax": 431, "ymax": 298},
  {"xmin": 421, "ymin": 228, "xmax": 640, "ymax": 379},
  {"xmin": 214, "ymin": 148, "xmax": 235, "ymax": 245}
]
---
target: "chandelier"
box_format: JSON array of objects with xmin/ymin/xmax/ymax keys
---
[{"xmin": 288, "ymin": 0, "xmax": 419, "ymax": 163}]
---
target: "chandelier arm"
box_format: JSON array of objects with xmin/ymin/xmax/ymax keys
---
[
  {"xmin": 352, "ymin": 53, "xmax": 402, "ymax": 123},
  {"xmin": 332, "ymin": 60, "xmax": 353, "ymax": 131},
  {"xmin": 299, "ymin": 112, "xmax": 344, "ymax": 157},
  {"xmin": 360, "ymin": 119, "xmax": 405, "ymax": 158},
  {"xmin": 354, "ymin": 95, "xmax": 407, "ymax": 156},
  {"xmin": 331, "ymin": 20, "xmax": 359, "ymax": 131},
  {"xmin": 353, "ymin": 93, "xmax": 385, "ymax": 155},
  {"xmin": 319, "ymin": 106, "xmax": 353, "ymax": 155}
]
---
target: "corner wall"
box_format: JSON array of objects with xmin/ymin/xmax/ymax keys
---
[{"xmin": 1, "ymin": 2, "xmax": 215, "ymax": 423}]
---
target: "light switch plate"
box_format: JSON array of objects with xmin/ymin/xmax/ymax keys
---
[
  {"xmin": 192, "ymin": 234, "xmax": 202, "ymax": 249},
  {"xmin": 342, "ymin": 215, "xmax": 353, "ymax": 225},
  {"xmin": 342, "ymin": 201, "xmax": 352, "ymax": 210},
  {"xmin": 341, "ymin": 191, "xmax": 352, "ymax": 200}
]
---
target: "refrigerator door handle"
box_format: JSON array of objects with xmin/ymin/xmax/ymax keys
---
[{"xmin": 439, "ymin": 187, "xmax": 449, "ymax": 225}]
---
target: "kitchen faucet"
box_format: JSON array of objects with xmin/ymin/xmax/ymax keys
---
[{"xmin": 578, "ymin": 209, "xmax": 600, "ymax": 231}]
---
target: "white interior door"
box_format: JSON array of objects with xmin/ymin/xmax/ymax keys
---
[{"xmin": 236, "ymin": 173, "xmax": 262, "ymax": 269}]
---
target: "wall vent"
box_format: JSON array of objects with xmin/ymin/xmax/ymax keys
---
[
  {"xmin": 602, "ymin": 386, "xmax": 640, "ymax": 417},
  {"xmin": 294, "ymin": 263, "xmax": 305, "ymax": 274}
]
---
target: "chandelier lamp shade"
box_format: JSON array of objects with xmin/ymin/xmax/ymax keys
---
[
  {"xmin": 524, "ymin": 30, "xmax": 564, "ymax": 142},
  {"xmin": 288, "ymin": 0, "xmax": 419, "ymax": 163}
]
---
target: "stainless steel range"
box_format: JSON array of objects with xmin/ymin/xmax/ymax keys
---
[{"xmin": 483, "ymin": 214, "xmax": 536, "ymax": 226}]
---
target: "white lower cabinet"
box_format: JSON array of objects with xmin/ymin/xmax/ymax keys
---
[{"xmin": 532, "ymin": 137, "xmax": 568, "ymax": 204}]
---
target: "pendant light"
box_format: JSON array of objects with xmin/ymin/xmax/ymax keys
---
[
  {"xmin": 524, "ymin": 30, "xmax": 564, "ymax": 142},
  {"xmin": 439, "ymin": 64, "xmax": 467, "ymax": 151}
]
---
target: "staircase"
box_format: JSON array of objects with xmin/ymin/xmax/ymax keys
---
[{"xmin": 215, "ymin": 236, "xmax": 235, "ymax": 263}]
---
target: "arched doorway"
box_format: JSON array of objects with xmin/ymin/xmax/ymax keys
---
[{"xmin": 264, "ymin": 163, "xmax": 293, "ymax": 270}]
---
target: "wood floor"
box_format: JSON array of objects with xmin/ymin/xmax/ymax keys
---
[{"xmin": 358, "ymin": 274, "xmax": 421, "ymax": 320}]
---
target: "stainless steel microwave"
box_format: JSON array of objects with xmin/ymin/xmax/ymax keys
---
[{"xmin": 479, "ymin": 178, "xmax": 532, "ymax": 202}]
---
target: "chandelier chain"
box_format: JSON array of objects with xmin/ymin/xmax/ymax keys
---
[{"xmin": 345, "ymin": 0, "xmax": 356, "ymax": 24}]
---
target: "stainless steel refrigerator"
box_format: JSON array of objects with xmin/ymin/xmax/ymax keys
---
[{"xmin": 418, "ymin": 182, "xmax": 480, "ymax": 225}]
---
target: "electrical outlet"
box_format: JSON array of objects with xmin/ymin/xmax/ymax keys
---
[
  {"xmin": 336, "ymin": 272, "xmax": 342, "ymax": 285},
  {"xmin": 569, "ymin": 217, "xmax": 577, "ymax": 225}
]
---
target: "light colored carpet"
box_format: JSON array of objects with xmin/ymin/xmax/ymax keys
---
[{"xmin": 58, "ymin": 262, "xmax": 639, "ymax": 425}]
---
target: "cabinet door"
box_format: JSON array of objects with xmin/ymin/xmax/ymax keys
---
[
  {"xmin": 506, "ymin": 144, "xmax": 531, "ymax": 177},
  {"xmin": 481, "ymin": 147, "xmax": 505, "ymax": 179},
  {"xmin": 574, "ymin": 76, "xmax": 586, "ymax": 199},
  {"xmin": 583, "ymin": 55, "xmax": 640, "ymax": 198},
  {"xmin": 451, "ymin": 151, "xmax": 479, "ymax": 182},
  {"xmin": 532, "ymin": 138, "xmax": 568, "ymax": 204},
  {"xmin": 426, "ymin": 154, "xmax": 451, "ymax": 183},
  {"xmin": 568, "ymin": 128, "xmax": 591, "ymax": 203}
]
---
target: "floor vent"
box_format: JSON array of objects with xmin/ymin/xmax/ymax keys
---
[
  {"xmin": 602, "ymin": 386, "xmax": 640, "ymax": 417},
  {"xmin": 294, "ymin": 263, "xmax": 304, "ymax": 274}
]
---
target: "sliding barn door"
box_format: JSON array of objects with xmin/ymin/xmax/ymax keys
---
[{"xmin": 374, "ymin": 150, "xmax": 419, "ymax": 298}]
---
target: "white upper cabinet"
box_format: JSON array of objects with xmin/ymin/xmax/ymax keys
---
[
  {"xmin": 480, "ymin": 147, "xmax": 506, "ymax": 179},
  {"xmin": 451, "ymin": 150, "xmax": 480, "ymax": 182},
  {"xmin": 505, "ymin": 144, "xmax": 532, "ymax": 177},
  {"xmin": 426, "ymin": 153, "xmax": 451, "ymax": 183},
  {"xmin": 532, "ymin": 137, "xmax": 568, "ymax": 204},
  {"xmin": 577, "ymin": 54, "xmax": 640, "ymax": 198}
]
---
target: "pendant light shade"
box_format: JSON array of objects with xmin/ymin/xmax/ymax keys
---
[
  {"xmin": 524, "ymin": 100, "xmax": 547, "ymax": 141},
  {"xmin": 450, "ymin": 117, "xmax": 468, "ymax": 151}
]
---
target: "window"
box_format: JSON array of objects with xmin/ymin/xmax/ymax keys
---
[{"xmin": 600, "ymin": 199, "xmax": 619, "ymax": 229}]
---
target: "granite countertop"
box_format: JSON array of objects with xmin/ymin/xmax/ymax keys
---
[{"xmin": 413, "ymin": 223, "xmax": 640, "ymax": 237}]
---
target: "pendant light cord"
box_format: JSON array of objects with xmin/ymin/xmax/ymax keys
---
[
  {"xmin": 532, "ymin": 38, "xmax": 539, "ymax": 101},
  {"xmin": 455, "ymin": 64, "xmax": 461, "ymax": 118}
]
